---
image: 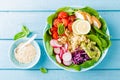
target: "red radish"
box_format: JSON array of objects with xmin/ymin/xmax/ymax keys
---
[
  {"xmin": 56, "ymin": 55, "xmax": 61, "ymax": 64},
  {"xmin": 61, "ymin": 47, "xmax": 66, "ymax": 53},
  {"xmin": 63, "ymin": 60, "xmax": 72, "ymax": 66},
  {"xmin": 62, "ymin": 52, "xmax": 72, "ymax": 62},
  {"xmin": 54, "ymin": 48, "xmax": 60, "ymax": 54},
  {"xmin": 64, "ymin": 44, "xmax": 68, "ymax": 52},
  {"xmin": 60, "ymin": 48, "xmax": 64, "ymax": 59},
  {"xmin": 50, "ymin": 39, "xmax": 62, "ymax": 48}
]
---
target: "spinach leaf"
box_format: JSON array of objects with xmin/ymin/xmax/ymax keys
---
[
  {"xmin": 93, "ymin": 26, "xmax": 108, "ymax": 37},
  {"xmin": 80, "ymin": 6, "xmax": 99, "ymax": 18},
  {"xmin": 99, "ymin": 17, "xmax": 107, "ymax": 33},
  {"xmin": 56, "ymin": 7, "xmax": 75, "ymax": 15},
  {"xmin": 47, "ymin": 13, "xmax": 57, "ymax": 28},
  {"xmin": 43, "ymin": 28, "xmax": 53, "ymax": 56},
  {"xmin": 99, "ymin": 37, "xmax": 108, "ymax": 48},
  {"xmin": 81, "ymin": 59, "xmax": 96, "ymax": 68},
  {"xmin": 58, "ymin": 24, "xmax": 65, "ymax": 35},
  {"xmin": 14, "ymin": 32, "xmax": 26, "ymax": 40},
  {"xmin": 87, "ymin": 34, "xmax": 103, "ymax": 51},
  {"xmin": 40, "ymin": 67, "xmax": 48, "ymax": 73}
]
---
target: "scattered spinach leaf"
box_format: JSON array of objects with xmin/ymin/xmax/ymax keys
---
[{"xmin": 40, "ymin": 67, "xmax": 48, "ymax": 73}]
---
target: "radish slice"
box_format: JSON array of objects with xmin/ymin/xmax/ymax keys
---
[
  {"xmin": 61, "ymin": 47, "xmax": 66, "ymax": 53},
  {"xmin": 63, "ymin": 60, "xmax": 72, "ymax": 66},
  {"xmin": 60, "ymin": 48, "xmax": 64, "ymax": 59},
  {"xmin": 50, "ymin": 39, "xmax": 62, "ymax": 48},
  {"xmin": 54, "ymin": 48, "xmax": 60, "ymax": 55},
  {"xmin": 64, "ymin": 44, "xmax": 68, "ymax": 52},
  {"xmin": 62, "ymin": 52, "xmax": 72, "ymax": 61},
  {"xmin": 56, "ymin": 55, "xmax": 61, "ymax": 64}
]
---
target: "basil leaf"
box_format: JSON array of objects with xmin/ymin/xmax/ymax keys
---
[
  {"xmin": 40, "ymin": 68, "xmax": 48, "ymax": 73},
  {"xmin": 58, "ymin": 24, "xmax": 65, "ymax": 35},
  {"xmin": 47, "ymin": 13, "xmax": 57, "ymax": 28},
  {"xmin": 14, "ymin": 32, "xmax": 26, "ymax": 40},
  {"xmin": 22, "ymin": 25, "xmax": 30, "ymax": 35},
  {"xmin": 80, "ymin": 6, "xmax": 99, "ymax": 18}
]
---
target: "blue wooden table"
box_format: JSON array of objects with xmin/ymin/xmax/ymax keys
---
[{"xmin": 0, "ymin": 0, "xmax": 120, "ymax": 79}]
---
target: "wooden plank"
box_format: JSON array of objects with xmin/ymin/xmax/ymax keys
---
[
  {"xmin": 0, "ymin": 0, "xmax": 119, "ymax": 10},
  {"xmin": 0, "ymin": 12, "xmax": 120, "ymax": 39},
  {"xmin": 0, "ymin": 70, "xmax": 120, "ymax": 80},
  {"xmin": 0, "ymin": 40, "xmax": 119, "ymax": 69}
]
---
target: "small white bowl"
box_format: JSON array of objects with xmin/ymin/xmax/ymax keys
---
[{"xmin": 9, "ymin": 38, "xmax": 41, "ymax": 69}]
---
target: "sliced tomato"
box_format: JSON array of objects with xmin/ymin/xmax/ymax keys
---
[
  {"xmin": 53, "ymin": 18, "xmax": 62, "ymax": 27},
  {"xmin": 58, "ymin": 12, "xmax": 68, "ymax": 19},
  {"xmin": 68, "ymin": 15, "xmax": 76, "ymax": 22},
  {"xmin": 62, "ymin": 18, "xmax": 69, "ymax": 27},
  {"xmin": 52, "ymin": 31, "xmax": 58, "ymax": 39},
  {"xmin": 50, "ymin": 26, "xmax": 57, "ymax": 33},
  {"xmin": 68, "ymin": 22, "xmax": 73, "ymax": 32}
]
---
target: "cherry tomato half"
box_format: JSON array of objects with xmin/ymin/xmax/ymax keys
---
[
  {"xmin": 68, "ymin": 15, "xmax": 76, "ymax": 22},
  {"xmin": 68, "ymin": 22, "xmax": 73, "ymax": 32},
  {"xmin": 62, "ymin": 18, "xmax": 69, "ymax": 27},
  {"xmin": 58, "ymin": 12, "xmax": 68, "ymax": 19},
  {"xmin": 53, "ymin": 18, "xmax": 62, "ymax": 27}
]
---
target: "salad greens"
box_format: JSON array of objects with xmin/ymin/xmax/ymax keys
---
[
  {"xmin": 40, "ymin": 67, "xmax": 48, "ymax": 73},
  {"xmin": 14, "ymin": 26, "xmax": 30, "ymax": 40},
  {"xmin": 44, "ymin": 6, "xmax": 111, "ymax": 71},
  {"xmin": 58, "ymin": 24, "xmax": 65, "ymax": 35},
  {"xmin": 80, "ymin": 6, "xmax": 99, "ymax": 18}
]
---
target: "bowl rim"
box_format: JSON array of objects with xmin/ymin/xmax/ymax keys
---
[
  {"xmin": 43, "ymin": 7, "xmax": 110, "ymax": 72},
  {"xmin": 9, "ymin": 38, "xmax": 41, "ymax": 69}
]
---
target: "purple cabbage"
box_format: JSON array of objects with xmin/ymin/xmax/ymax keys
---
[{"xmin": 72, "ymin": 49, "xmax": 90, "ymax": 65}]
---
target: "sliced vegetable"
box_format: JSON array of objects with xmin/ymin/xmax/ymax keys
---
[
  {"xmin": 56, "ymin": 55, "xmax": 62, "ymax": 64},
  {"xmin": 62, "ymin": 52, "xmax": 72, "ymax": 61},
  {"xmin": 63, "ymin": 60, "xmax": 72, "ymax": 66},
  {"xmin": 58, "ymin": 11, "xmax": 68, "ymax": 19},
  {"xmin": 54, "ymin": 47, "xmax": 61, "ymax": 54},
  {"xmin": 50, "ymin": 39, "xmax": 62, "ymax": 48}
]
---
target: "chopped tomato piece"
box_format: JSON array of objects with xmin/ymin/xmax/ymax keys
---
[
  {"xmin": 58, "ymin": 12, "xmax": 68, "ymax": 19},
  {"xmin": 68, "ymin": 15, "xmax": 76, "ymax": 22},
  {"xmin": 62, "ymin": 18, "xmax": 69, "ymax": 27},
  {"xmin": 53, "ymin": 18, "xmax": 62, "ymax": 27},
  {"xmin": 68, "ymin": 22, "xmax": 73, "ymax": 32},
  {"xmin": 52, "ymin": 32, "xmax": 58, "ymax": 39},
  {"xmin": 50, "ymin": 26, "xmax": 57, "ymax": 33}
]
